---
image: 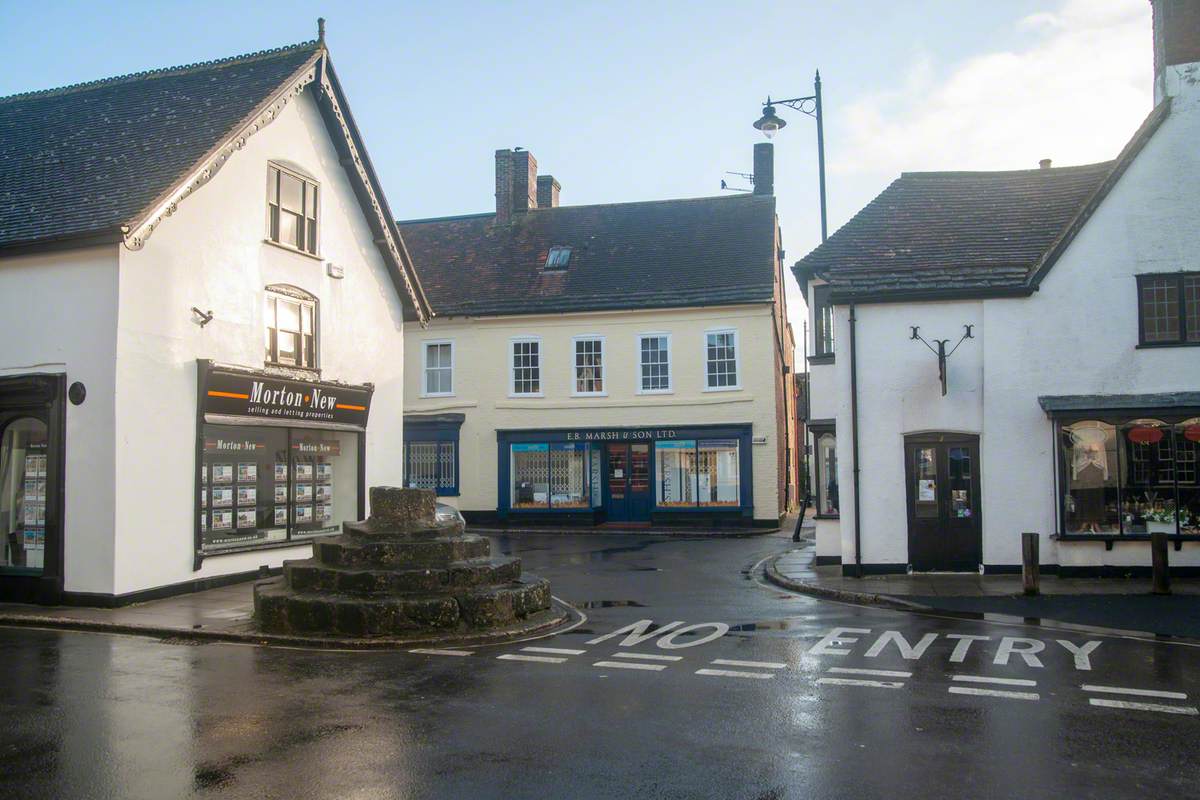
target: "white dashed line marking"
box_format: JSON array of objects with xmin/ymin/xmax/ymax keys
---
[
  {"xmin": 696, "ymin": 668, "xmax": 775, "ymax": 680},
  {"xmin": 816, "ymin": 677, "xmax": 904, "ymax": 689},
  {"xmin": 522, "ymin": 646, "xmax": 587, "ymax": 656},
  {"xmin": 952, "ymin": 675, "xmax": 1037, "ymax": 687},
  {"xmin": 612, "ymin": 652, "xmax": 683, "ymax": 662},
  {"xmin": 594, "ymin": 660, "xmax": 668, "ymax": 672},
  {"xmin": 827, "ymin": 667, "xmax": 912, "ymax": 679},
  {"xmin": 496, "ymin": 654, "xmax": 566, "ymax": 664},
  {"xmin": 408, "ymin": 649, "xmax": 473, "ymax": 657},
  {"xmin": 1088, "ymin": 698, "xmax": 1199, "ymax": 715},
  {"xmin": 949, "ymin": 686, "xmax": 1040, "ymax": 702},
  {"xmin": 1082, "ymin": 684, "xmax": 1188, "ymax": 700},
  {"xmin": 711, "ymin": 659, "xmax": 787, "ymax": 670}
]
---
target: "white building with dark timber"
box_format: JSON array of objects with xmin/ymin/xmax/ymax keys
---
[
  {"xmin": 795, "ymin": 0, "xmax": 1200, "ymax": 577},
  {"xmin": 0, "ymin": 30, "xmax": 431, "ymax": 604}
]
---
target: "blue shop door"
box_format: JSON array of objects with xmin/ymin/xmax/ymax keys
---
[{"xmin": 605, "ymin": 444, "xmax": 651, "ymax": 522}]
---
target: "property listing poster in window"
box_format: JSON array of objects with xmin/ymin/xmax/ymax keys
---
[
  {"xmin": 290, "ymin": 430, "xmax": 358, "ymax": 538},
  {"xmin": 200, "ymin": 425, "xmax": 287, "ymax": 550}
]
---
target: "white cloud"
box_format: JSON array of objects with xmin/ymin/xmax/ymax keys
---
[{"xmin": 832, "ymin": 0, "xmax": 1152, "ymax": 176}]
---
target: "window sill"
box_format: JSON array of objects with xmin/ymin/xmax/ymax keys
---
[
  {"xmin": 263, "ymin": 239, "xmax": 323, "ymax": 262},
  {"xmin": 808, "ymin": 354, "xmax": 835, "ymax": 365},
  {"xmin": 636, "ymin": 389, "xmax": 674, "ymax": 396},
  {"xmin": 703, "ymin": 385, "xmax": 743, "ymax": 393},
  {"xmin": 814, "ymin": 513, "xmax": 840, "ymax": 520},
  {"xmin": 196, "ymin": 537, "xmax": 312, "ymax": 565},
  {"xmin": 1052, "ymin": 532, "xmax": 1200, "ymax": 551},
  {"xmin": 1135, "ymin": 341, "xmax": 1200, "ymax": 349},
  {"xmin": 571, "ymin": 392, "xmax": 609, "ymax": 398},
  {"xmin": 420, "ymin": 393, "xmax": 456, "ymax": 399},
  {"xmin": 263, "ymin": 362, "xmax": 321, "ymax": 379},
  {"xmin": 508, "ymin": 393, "xmax": 545, "ymax": 399}
]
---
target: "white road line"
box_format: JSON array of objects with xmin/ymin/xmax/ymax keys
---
[
  {"xmin": 521, "ymin": 646, "xmax": 587, "ymax": 656},
  {"xmin": 593, "ymin": 660, "xmax": 668, "ymax": 672},
  {"xmin": 496, "ymin": 654, "xmax": 566, "ymax": 664},
  {"xmin": 949, "ymin": 686, "xmax": 1040, "ymax": 702},
  {"xmin": 696, "ymin": 668, "xmax": 775, "ymax": 680},
  {"xmin": 408, "ymin": 648, "xmax": 472, "ymax": 657},
  {"xmin": 952, "ymin": 675, "xmax": 1037, "ymax": 687},
  {"xmin": 828, "ymin": 667, "xmax": 912, "ymax": 679},
  {"xmin": 1082, "ymin": 684, "xmax": 1188, "ymax": 700},
  {"xmin": 1089, "ymin": 698, "xmax": 1199, "ymax": 715},
  {"xmin": 816, "ymin": 677, "xmax": 904, "ymax": 689},
  {"xmin": 612, "ymin": 652, "xmax": 683, "ymax": 662},
  {"xmin": 711, "ymin": 659, "xmax": 788, "ymax": 670}
]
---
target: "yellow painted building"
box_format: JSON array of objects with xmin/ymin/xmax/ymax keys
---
[{"xmin": 398, "ymin": 147, "xmax": 798, "ymax": 528}]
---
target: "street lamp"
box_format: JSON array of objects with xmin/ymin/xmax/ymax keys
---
[{"xmin": 754, "ymin": 70, "xmax": 828, "ymax": 242}]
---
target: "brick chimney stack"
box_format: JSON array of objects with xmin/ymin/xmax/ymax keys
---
[
  {"xmin": 537, "ymin": 175, "xmax": 561, "ymax": 208},
  {"xmin": 495, "ymin": 149, "xmax": 538, "ymax": 224},
  {"xmin": 753, "ymin": 142, "xmax": 774, "ymax": 196},
  {"xmin": 1152, "ymin": 0, "xmax": 1200, "ymax": 103}
]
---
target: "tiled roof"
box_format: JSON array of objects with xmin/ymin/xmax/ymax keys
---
[
  {"xmin": 397, "ymin": 193, "xmax": 777, "ymax": 317},
  {"xmin": 794, "ymin": 102, "xmax": 1171, "ymax": 302},
  {"xmin": 0, "ymin": 42, "xmax": 320, "ymax": 249}
]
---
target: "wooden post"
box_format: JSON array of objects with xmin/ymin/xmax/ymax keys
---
[
  {"xmin": 1021, "ymin": 532, "xmax": 1040, "ymax": 596},
  {"xmin": 1151, "ymin": 532, "xmax": 1170, "ymax": 595}
]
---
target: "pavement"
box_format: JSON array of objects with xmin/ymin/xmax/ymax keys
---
[
  {"xmin": 2, "ymin": 526, "xmax": 1200, "ymax": 798},
  {"xmin": 768, "ymin": 540, "xmax": 1200, "ymax": 640}
]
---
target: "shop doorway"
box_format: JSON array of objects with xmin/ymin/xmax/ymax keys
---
[
  {"xmin": 0, "ymin": 375, "xmax": 64, "ymax": 603},
  {"xmin": 904, "ymin": 433, "xmax": 981, "ymax": 571},
  {"xmin": 605, "ymin": 443, "xmax": 651, "ymax": 522}
]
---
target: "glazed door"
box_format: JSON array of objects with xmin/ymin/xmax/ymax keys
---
[
  {"xmin": 905, "ymin": 434, "xmax": 981, "ymax": 571},
  {"xmin": 605, "ymin": 444, "xmax": 652, "ymax": 522}
]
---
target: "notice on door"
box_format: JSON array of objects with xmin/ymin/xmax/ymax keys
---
[{"xmin": 918, "ymin": 479, "xmax": 936, "ymax": 501}]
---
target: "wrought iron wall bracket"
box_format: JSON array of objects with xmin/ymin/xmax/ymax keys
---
[{"xmin": 910, "ymin": 324, "xmax": 974, "ymax": 396}]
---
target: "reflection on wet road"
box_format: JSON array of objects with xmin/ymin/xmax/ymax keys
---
[{"xmin": 2, "ymin": 530, "xmax": 1198, "ymax": 799}]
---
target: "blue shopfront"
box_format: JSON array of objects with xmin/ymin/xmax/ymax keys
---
[{"xmin": 496, "ymin": 424, "xmax": 754, "ymax": 527}]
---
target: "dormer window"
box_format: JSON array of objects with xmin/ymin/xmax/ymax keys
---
[
  {"xmin": 544, "ymin": 246, "xmax": 571, "ymax": 270},
  {"xmin": 267, "ymin": 163, "xmax": 319, "ymax": 255}
]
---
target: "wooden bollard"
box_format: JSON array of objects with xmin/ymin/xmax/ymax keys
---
[
  {"xmin": 1151, "ymin": 531, "xmax": 1170, "ymax": 595},
  {"xmin": 1022, "ymin": 532, "xmax": 1040, "ymax": 596}
]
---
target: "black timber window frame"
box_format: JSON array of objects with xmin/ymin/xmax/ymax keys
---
[
  {"xmin": 1136, "ymin": 272, "xmax": 1200, "ymax": 347},
  {"xmin": 267, "ymin": 163, "xmax": 320, "ymax": 256},
  {"xmin": 265, "ymin": 285, "xmax": 319, "ymax": 372},
  {"xmin": 404, "ymin": 416, "xmax": 463, "ymax": 497},
  {"xmin": 811, "ymin": 284, "xmax": 835, "ymax": 362}
]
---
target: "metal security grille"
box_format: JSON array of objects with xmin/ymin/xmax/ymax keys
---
[
  {"xmin": 575, "ymin": 339, "xmax": 604, "ymax": 394},
  {"xmin": 407, "ymin": 442, "xmax": 438, "ymax": 489},
  {"xmin": 706, "ymin": 331, "xmax": 737, "ymax": 388},
  {"xmin": 512, "ymin": 340, "xmax": 540, "ymax": 394},
  {"xmin": 406, "ymin": 441, "xmax": 455, "ymax": 491},
  {"xmin": 640, "ymin": 335, "xmax": 669, "ymax": 391}
]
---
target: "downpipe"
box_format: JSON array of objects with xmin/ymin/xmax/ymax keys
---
[{"xmin": 849, "ymin": 303, "xmax": 863, "ymax": 578}]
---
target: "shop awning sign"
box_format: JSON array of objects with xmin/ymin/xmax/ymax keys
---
[{"xmin": 199, "ymin": 361, "xmax": 372, "ymax": 430}]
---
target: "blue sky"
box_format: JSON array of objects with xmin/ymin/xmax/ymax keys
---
[{"xmin": 0, "ymin": 1, "xmax": 1154, "ymax": 330}]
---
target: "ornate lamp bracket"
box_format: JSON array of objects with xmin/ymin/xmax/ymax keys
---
[{"xmin": 910, "ymin": 324, "xmax": 974, "ymax": 396}]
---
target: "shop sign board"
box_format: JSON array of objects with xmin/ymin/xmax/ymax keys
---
[
  {"xmin": 564, "ymin": 428, "xmax": 679, "ymax": 442},
  {"xmin": 199, "ymin": 361, "xmax": 372, "ymax": 429}
]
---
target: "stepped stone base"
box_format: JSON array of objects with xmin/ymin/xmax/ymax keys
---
[{"xmin": 254, "ymin": 487, "xmax": 553, "ymax": 639}]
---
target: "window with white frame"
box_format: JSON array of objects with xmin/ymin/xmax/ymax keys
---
[
  {"xmin": 264, "ymin": 286, "xmax": 317, "ymax": 368},
  {"xmin": 704, "ymin": 329, "xmax": 739, "ymax": 389},
  {"xmin": 267, "ymin": 163, "xmax": 319, "ymax": 255},
  {"xmin": 423, "ymin": 341, "xmax": 453, "ymax": 396},
  {"xmin": 573, "ymin": 337, "xmax": 604, "ymax": 395},
  {"xmin": 511, "ymin": 339, "xmax": 541, "ymax": 395},
  {"xmin": 638, "ymin": 334, "xmax": 671, "ymax": 393}
]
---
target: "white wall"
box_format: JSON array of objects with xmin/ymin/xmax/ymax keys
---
[
  {"xmin": 403, "ymin": 304, "xmax": 783, "ymax": 521},
  {"xmin": 113, "ymin": 88, "xmax": 408, "ymax": 594},
  {"xmin": 0, "ymin": 246, "xmax": 119, "ymax": 594},
  {"xmin": 830, "ymin": 73, "xmax": 1200, "ymax": 570}
]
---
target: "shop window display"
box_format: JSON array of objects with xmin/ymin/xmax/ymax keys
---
[
  {"xmin": 1061, "ymin": 421, "xmax": 1120, "ymax": 534},
  {"xmin": 551, "ymin": 443, "xmax": 591, "ymax": 508},
  {"xmin": 511, "ymin": 443, "xmax": 595, "ymax": 509},
  {"xmin": 656, "ymin": 440, "xmax": 697, "ymax": 507},
  {"xmin": 816, "ymin": 432, "xmax": 838, "ymax": 516},
  {"xmin": 697, "ymin": 440, "xmax": 739, "ymax": 506}
]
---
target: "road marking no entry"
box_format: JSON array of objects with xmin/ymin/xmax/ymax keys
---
[
  {"xmin": 696, "ymin": 668, "xmax": 775, "ymax": 680},
  {"xmin": 497, "ymin": 654, "xmax": 566, "ymax": 664},
  {"xmin": 612, "ymin": 652, "xmax": 682, "ymax": 662},
  {"xmin": 827, "ymin": 667, "xmax": 912, "ymax": 679},
  {"xmin": 952, "ymin": 675, "xmax": 1037, "ymax": 687},
  {"xmin": 816, "ymin": 677, "xmax": 904, "ymax": 689},
  {"xmin": 949, "ymin": 686, "xmax": 1040, "ymax": 702},
  {"xmin": 1082, "ymin": 684, "xmax": 1188, "ymax": 700},
  {"xmin": 1088, "ymin": 698, "xmax": 1199, "ymax": 715},
  {"xmin": 594, "ymin": 660, "xmax": 667, "ymax": 672},
  {"xmin": 522, "ymin": 646, "xmax": 587, "ymax": 656},
  {"xmin": 408, "ymin": 648, "xmax": 472, "ymax": 657},
  {"xmin": 711, "ymin": 659, "xmax": 787, "ymax": 670}
]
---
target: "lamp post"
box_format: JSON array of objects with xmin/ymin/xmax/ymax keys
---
[{"xmin": 753, "ymin": 70, "xmax": 827, "ymax": 242}]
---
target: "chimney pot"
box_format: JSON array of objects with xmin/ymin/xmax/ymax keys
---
[
  {"xmin": 537, "ymin": 175, "xmax": 561, "ymax": 208},
  {"xmin": 753, "ymin": 142, "xmax": 774, "ymax": 196},
  {"xmin": 1039, "ymin": 158, "xmax": 1052, "ymax": 170}
]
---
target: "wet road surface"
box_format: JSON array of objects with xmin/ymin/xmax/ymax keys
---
[{"xmin": 2, "ymin": 530, "xmax": 1198, "ymax": 799}]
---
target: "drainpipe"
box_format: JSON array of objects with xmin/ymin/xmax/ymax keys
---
[{"xmin": 849, "ymin": 303, "xmax": 863, "ymax": 578}]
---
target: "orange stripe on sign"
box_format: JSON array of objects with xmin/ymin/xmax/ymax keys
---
[
  {"xmin": 335, "ymin": 403, "xmax": 366, "ymax": 411},
  {"xmin": 208, "ymin": 390, "xmax": 250, "ymax": 400}
]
